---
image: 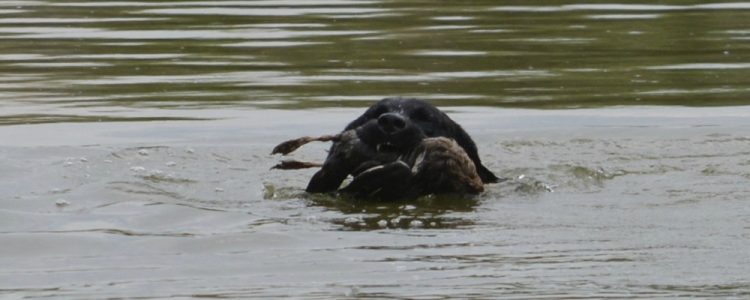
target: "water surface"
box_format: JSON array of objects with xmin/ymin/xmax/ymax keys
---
[{"xmin": 1, "ymin": 1, "xmax": 750, "ymax": 299}]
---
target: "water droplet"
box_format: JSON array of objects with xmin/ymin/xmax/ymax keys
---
[
  {"xmin": 55, "ymin": 199, "xmax": 70, "ymax": 207},
  {"xmin": 409, "ymin": 220, "xmax": 424, "ymax": 228},
  {"xmin": 346, "ymin": 286, "xmax": 360, "ymax": 297},
  {"xmin": 344, "ymin": 216, "xmax": 361, "ymax": 225}
]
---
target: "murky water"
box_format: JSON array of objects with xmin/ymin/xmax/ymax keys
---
[{"xmin": 2, "ymin": 1, "xmax": 750, "ymax": 299}]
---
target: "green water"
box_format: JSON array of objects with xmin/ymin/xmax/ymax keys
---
[{"xmin": 1, "ymin": 0, "xmax": 750, "ymax": 123}]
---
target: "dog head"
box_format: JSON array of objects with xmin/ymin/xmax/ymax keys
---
[
  {"xmin": 347, "ymin": 97, "xmax": 499, "ymax": 184},
  {"xmin": 354, "ymin": 112, "xmax": 427, "ymax": 154}
]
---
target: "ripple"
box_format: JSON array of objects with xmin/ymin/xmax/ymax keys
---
[
  {"xmin": 409, "ymin": 50, "xmax": 487, "ymax": 56},
  {"xmin": 698, "ymin": 3, "xmax": 750, "ymax": 9},
  {"xmin": 470, "ymin": 28, "xmax": 513, "ymax": 33},
  {"xmin": 71, "ymin": 53, "xmax": 187, "ymax": 60},
  {"xmin": 646, "ymin": 63, "xmax": 750, "ymax": 70},
  {"xmin": 139, "ymin": 7, "xmax": 387, "ymax": 16},
  {"xmin": 0, "ymin": 53, "xmax": 187, "ymax": 62},
  {"xmin": 493, "ymin": 3, "xmax": 750, "ymax": 12},
  {"xmin": 432, "ymin": 16, "xmax": 474, "ymax": 21},
  {"xmin": 553, "ymin": 4, "xmax": 684, "ymax": 11},
  {"xmin": 307, "ymin": 94, "xmax": 486, "ymax": 102},
  {"xmin": 421, "ymin": 25, "xmax": 476, "ymax": 30},
  {"xmin": 16, "ymin": 228, "xmax": 196, "ymax": 237},
  {"xmin": 61, "ymin": 71, "xmax": 309, "ymax": 87},
  {"xmin": 498, "ymin": 37, "xmax": 596, "ymax": 44},
  {"xmin": 0, "ymin": 9, "xmax": 26, "ymax": 14},
  {"xmin": 63, "ymin": 71, "xmax": 280, "ymax": 85},
  {"xmin": 11, "ymin": 62, "xmax": 112, "ymax": 68},
  {"xmin": 323, "ymin": 12, "xmax": 403, "ymax": 19},
  {"xmin": 224, "ymin": 41, "xmax": 329, "ymax": 48},
  {"xmin": 0, "ymin": 17, "xmax": 168, "ymax": 24},
  {"xmin": 426, "ymin": 70, "xmax": 555, "ymax": 79},
  {"xmin": 0, "ymin": 54, "xmax": 46, "ymax": 61},
  {"xmin": 165, "ymin": 61, "xmax": 288, "ymax": 67},
  {"xmin": 308, "ymin": 74, "xmax": 434, "ymax": 82},
  {"xmin": 637, "ymin": 87, "xmax": 746, "ymax": 95},
  {"xmin": 0, "ymin": 114, "xmax": 204, "ymax": 126},
  {"xmin": 51, "ymin": 0, "xmax": 380, "ymax": 7},
  {"xmin": 267, "ymin": 69, "xmax": 557, "ymax": 84},
  {"xmin": 585, "ymin": 14, "xmax": 662, "ymax": 19},
  {"xmin": 0, "ymin": 1, "xmax": 44, "ymax": 5},
  {"xmin": 0, "ymin": 27, "xmax": 375, "ymax": 40},
  {"xmin": 244, "ymin": 23, "xmax": 328, "ymax": 29}
]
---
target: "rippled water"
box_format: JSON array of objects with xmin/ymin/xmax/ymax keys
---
[{"xmin": 2, "ymin": 1, "xmax": 750, "ymax": 299}]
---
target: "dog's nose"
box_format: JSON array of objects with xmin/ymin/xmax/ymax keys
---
[{"xmin": 377, "ymin": 113, "xmax": 407, "ymax": 133}]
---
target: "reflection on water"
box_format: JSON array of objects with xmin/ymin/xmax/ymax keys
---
[
  {"xmin": 263, "ymin": 169, "xmax": 482, "ymax": 231},
  {"xmin": 312, "ymin": 193, "xmax": 480, "ymax": 230},
  {"xmin": 1, "ymin": 0, "xmax": 750, "ymax": 125}
]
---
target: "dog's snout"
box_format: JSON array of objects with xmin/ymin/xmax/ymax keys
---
[{"xmin": 378, "ymin": 113, "xmax": 407, "ymax": 133}]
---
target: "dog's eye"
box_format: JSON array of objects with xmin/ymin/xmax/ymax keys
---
[{"xmin": 410, "ymin": 108, "xmax": 431, "ymax": 121}]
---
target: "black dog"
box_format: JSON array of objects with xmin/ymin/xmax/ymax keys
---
[{"xmin": 305, "ymin": 97, "xmax": 499, "ymax": 198}]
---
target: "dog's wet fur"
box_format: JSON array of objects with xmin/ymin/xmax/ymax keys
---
[{"xmin": 303, "ymin": 97, "xmax": 500, "ymax": 199}]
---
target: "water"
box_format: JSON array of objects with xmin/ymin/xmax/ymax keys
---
[{"xmin": 1, "ymin": 1, "xmax": 750, "ymax": 299}]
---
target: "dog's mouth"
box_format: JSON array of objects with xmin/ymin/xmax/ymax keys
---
[
  {"xmin": 373, "ymin": 127, "xmax": 427, "ymax": 154},
  {"xmin": 356, "ymin": 117, "xmax": 425, "ymax": 154},
  {"xmin": 375, "ymin": 142, "xmax": 400, "ymax": 153}
]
